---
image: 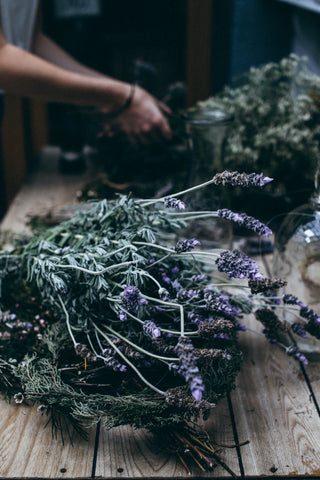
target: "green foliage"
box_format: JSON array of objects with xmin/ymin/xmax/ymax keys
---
[{"xmin": 197, "ymin": 54, "xmax": 320, "ymax": 220}]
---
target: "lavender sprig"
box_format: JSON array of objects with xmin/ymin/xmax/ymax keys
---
[
  {"xmin": 175, "ymin": 239, "xmax": 200, "ymax": 253},
  {"xmin": 213, "ymin": 171, "xmax": 273, "ymax": 188},
  {"xmin": 216, "ymin": 250, "xmax": 263, "ymax": 281},
  {"xmin": 174, "ymin": 337, "xmax": 204, "ymax": 401},
  {"xmin": 143, "ymin": 320, "xmax": 161, "ymax": 338},
  {"xmin": 164, "ymin": 197, "xmax": 186, "ymax": 210},
  {"xmin": 119, "ymin": 286, "xmax": 147, "ymax": 320},
  {"xmin": 218, "ymin": 209, "xmax": 272, "ymax": 237}
]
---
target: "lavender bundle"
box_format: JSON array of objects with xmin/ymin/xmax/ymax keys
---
[{"xmin": 0, "ymin": 171, "xmax": 318, "ymax": 472}]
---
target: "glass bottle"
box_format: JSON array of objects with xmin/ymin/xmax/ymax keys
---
[
  {"xmin": 183, "ymin": 109, "xmax": 234, "ymax": 249},
  {"xmin": 273, "ymin": 160, "xmax": 320, "ymax": 360}
]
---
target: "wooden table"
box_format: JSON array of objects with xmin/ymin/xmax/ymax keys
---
[{"xmin": 0, "ymin": 149, "xmax": 320, "ymax": 479}]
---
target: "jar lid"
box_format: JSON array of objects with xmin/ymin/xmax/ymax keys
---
[{"xmin": 183, "ymin": 109, "xmax": 234, "ymax": 126}]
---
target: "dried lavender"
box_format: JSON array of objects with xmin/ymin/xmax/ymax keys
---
[
  {"xmin": 215, "ymin": 249, "xmax": 262, "ymax": 280},
  {"xmin": 143, "ymin": 320, "xmax": 161, "ymax": 338},
  {"xmin": 255, "ymin": 308, "xmax": 286, "ymax": 332},
  {"xmin": 305, "ymin": 320, "xmax": 320, "ymax": 339},
  {"xmin": 198, "ymin": 319, "xmax": 235, "ymax": 338},
  {"xmin": 300, "ymin": 306, "xmax": 320, "ymax": 325},
  {"xmin": 291, "ymin": 323, "xmax": 307, "ymax": 338},
  {"xmin": 218, "ymin": 209, "xmax": 272, "ymax": 237},
  {"xmin": 282, "ymin": 294, "xmax": 306, "ymax": 308},
  {"xmin": 0, "ymin": 168, "xmax": 305, "ymax": 468},
  {"xmin": 204, "ymin": 292, "xmax": 238, "ymax": 318},
  {"xmin": 175, "ymin": 238, "xmax": 200, "ymax": 253},
  {"xmin": 164, "ymin": 197, "xmax": 186, "ymax": 210},
  {"xmin": 174, "ymin": 337, "xmax": 204, "ymax": 401},
  {"xmin": 248, "ymin": 278, "xmax": 287, "ymax": 294},
  {"xmin": 213, "ymin": 171, "xmax": 273, "ymax": 188},
  {"xmin": 102, "ymin": 346, "xmax": 127, "ymax": 372},
  {"xmin": 285, "ymin": 346, "xmax": 308, "ymax": 365}
]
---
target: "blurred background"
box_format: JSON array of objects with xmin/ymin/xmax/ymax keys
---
[{"xmin": 1, "ymin": 0, "xmax": 319, "ymax": 219}]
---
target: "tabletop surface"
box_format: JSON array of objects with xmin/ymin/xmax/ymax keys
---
[{"xmin": 0, "ymin": 148, "xmax": 319, "ymax": 480}]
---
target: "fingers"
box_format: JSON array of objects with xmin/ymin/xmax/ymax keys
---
[
  {"xmin": 158, "ymin": 100, "xmax": 172, "ymax": 116},
  {"xmin": 98, "ymin": 98, "xmax": 172, "ymax": 145}
]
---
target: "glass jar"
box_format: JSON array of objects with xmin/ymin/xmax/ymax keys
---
[
  {"xmin": 182, "ymin": 109, "xmax": 234, "ymax": 249},
  {"xmin": 274, "ymin": 164, "xmax": 320, "ymax": 360}
]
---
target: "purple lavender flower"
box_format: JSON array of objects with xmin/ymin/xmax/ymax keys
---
[
  {"xmin": 188, "ymin": 312, "xmax": 205, "ymax": 324},
  {"xmin": 177, "ymin": 288, "xmax": 200, "ymax": 303},
  {"xmin": 164, "ymin": 196, "xmax": 186, "ymax": 210},
  {"xmin": 161, "ymin": 272, "xmax": 171, "ymax": 284},
  {"xmin": 213, "ymin": 171, "xmax": 273, "ymax": 188},
  {"xmin": 143, "ymin": 320, "xmax": 161, "ymax": 338},
  {"xmin": 158, "ymin": 287, "xmax": 170, "ymax": 301},
  {"xmin": 118, "ymin": 310, "xmax": 127, "ymax": 321},
  {"xmin": 300, "ymin": 306, "xmax": 320, "ymax": 324},
  {"xmin": 204, "ymin": 292, "xmax": 239, "ymax": 317},
  {"xmin": 216, "ymin": 249, "xmax": 263, "ymax": 280},
  {"xmin": 102, "ymin": 347, "xmax": 127, "ymax": 372},
  {"xmin": 305, "ymin": 320, "xmax": 320, "ymax": 339},
  {"xmin": 121, "ymin": 286, "xmax": 147, "ymax": 313},
  {"xmin": 174, "ymin": 336, "xmax": 204, "ymax": 401},
  {"xmin": 175, "ymin": 238, "xmax": 200, "ymax": 253},
  {"xmin": 255, "ymin": 308, "xmax": 285, "ymax": 331},
  {"xmin": 191, "ymin": 274, "xmax": 208, "ymax": 283},
  {"xmin": 172, "ymin": 279, "xmax": 182, "ymax": 291},
  {"xmin": 282, "ymin": 294, "xmax": 307, "ymax": 308},
  {"xmin": 189, "ymin": 376, "xmax": 205, "ymax": 402},
  {"xmin": 198, "ymin": 318, "xmax": 235, "ymax": 337},
  {"xmin": 248, "ymin": 278, "xmax": 287, "ymax": 294},
  {"xmin": 291, "ymin": 323, "xmax": 307, "ymax": 338},
  {"xmin": 286, "ymin": 345, "xmax": 308, "ymax": 365},
  {"xmin": 218, "ymin": 209, "xmax": 272, "ymax": 237},
  {"xmin": 217, "ymin": 208, "xmax": 243, "ymax": 224},
  {"xmin": 262, "ymin": 328, "xmax": 278, "ymax": 344},
  {"xmin": 233, "ymin": 320, "xmax": 247, "ymax": 331}
]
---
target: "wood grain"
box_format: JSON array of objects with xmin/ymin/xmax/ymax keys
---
[
  {"xmin": 0, "ymin": 399, "xmax": 96, "ymax": 478},
  {"xmin": 232, "ymin": 315, "xmax": 320, "ymax": 477},
  {"xmin": 96, "ymin": 397, "xmax": 241, "ymax": 478}
]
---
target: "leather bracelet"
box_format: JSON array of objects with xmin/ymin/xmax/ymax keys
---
[{"xmin": 107, "ymin": 83, "xmax": 136, "ymax": 118}]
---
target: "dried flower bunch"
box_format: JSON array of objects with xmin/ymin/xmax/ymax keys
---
[
  {"xmin": 197, "ymin": 54, "xmax": 320, "ymax": 219},
  {"xmin": 0, "ymin": 172, "xmax": 319, "ymax": 472}
]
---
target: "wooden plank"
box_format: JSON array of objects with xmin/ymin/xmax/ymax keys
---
[
  {"xmin": 263, "ymin": 252, "xmax": 320, "ymax": 408},
  {"xmin": 96, "ymin": 397, "xmax": 240, "ymax": 478},
  {"xmin": 0, "ymin": 399, "xmax": 96, "ymax": 478},
  {"xmin": 232, "ymin": 315, "xmax": 320, "ymax": 477},
  {"xmin": 305, "ymin": 361, "xmax": 320, "ymax": 415}
]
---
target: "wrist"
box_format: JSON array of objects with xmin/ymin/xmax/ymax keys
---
[{"xmin": 108, "ymin": 83, "xmax": 136, "ymax": 118}]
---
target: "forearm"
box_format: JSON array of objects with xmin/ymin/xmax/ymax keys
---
[
  {"xmin": 33, "ymin": 32, "xmax": 108, "ymax": 79},
  {"xmin": 0, "ymin": 42, "xmax": 128, "ymax": 109}
]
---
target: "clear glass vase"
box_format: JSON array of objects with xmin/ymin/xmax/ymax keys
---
[
  {"xmin": 274, "ymin": 161, "xmax": 320, "ymax": 360},
  {"xmin": 183, "ymin": 109, "xmax": 234, "ymax": 249}
]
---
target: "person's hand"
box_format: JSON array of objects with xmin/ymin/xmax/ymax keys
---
[{"xmin": 102, "ymin": 86, "xmax": 172, "ymax": 145}]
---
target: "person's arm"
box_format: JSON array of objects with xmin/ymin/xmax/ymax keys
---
[
  {"xmin": 0, "ymin": 26, "xmax": 129, "ymax": 109},
  {"xmin": 32, "ymin": 30, "xmax": 172, "ymax": 144},
  {"xmin": 33, "ymin": 31, "xmax": 108, "ymax": 79},
  {"xmin": 0, "ymin": 25, "xmax": 171, "ymax": 144}
]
